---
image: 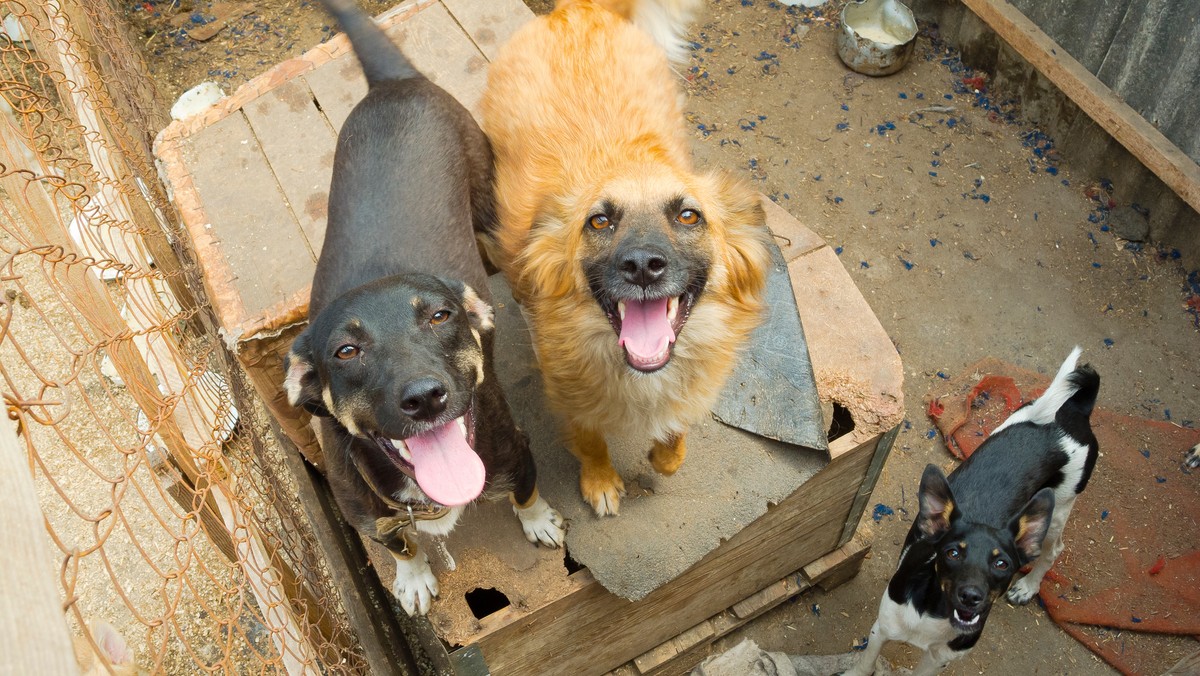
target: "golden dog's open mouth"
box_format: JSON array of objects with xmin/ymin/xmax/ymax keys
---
[{"xmin": 601, "ymin": 288, "xmax": 698, "ymax": 373}]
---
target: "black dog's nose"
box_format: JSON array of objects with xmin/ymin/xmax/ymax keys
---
[
  {"xmin": 398, "ymin": 378, "xmax": 448, "ymax": 420},
  {"xmin": 618, "ymin": 247, "xmax": 668, "ymax": 288},
  {"xmin": 958, "ymin": 587, "xmax": 984, "ymax": 609}
]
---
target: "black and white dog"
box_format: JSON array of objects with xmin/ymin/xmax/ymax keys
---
[
  {"xmin": 845, "ymin": 348, "xmax": 1099, "ymax": 675},
  {"xmin": 285, "ymin": 0, "xmax": 564, "ymax": 616}
]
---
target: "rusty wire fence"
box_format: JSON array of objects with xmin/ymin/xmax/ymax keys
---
[{"xmin": 0, "ymin": 0, "xmax": 369, "ymax": 672}]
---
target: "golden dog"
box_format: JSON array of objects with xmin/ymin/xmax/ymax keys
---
[{"xmin": 480, "ymin": 0, "xmax": 772, "ymax": 516}]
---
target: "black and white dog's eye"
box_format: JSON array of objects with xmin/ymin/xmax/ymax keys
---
[
  {"xmin": 946, "ymin": 547, "xmax": 961, "ymax": 560},
  {"xmin": 430, "ymin": 309, "xmax": 452, "ymax": 325},
  {"xmin": 335, "ymin": 344, "xmax": 360, "ymax": 360},
  {"xmin": 993, "ymin": 559, "xmax": 1009, "ymax": 571}
]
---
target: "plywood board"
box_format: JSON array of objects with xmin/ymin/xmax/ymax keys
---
[
  {"xmin": 180, "ymin": 112, "xmax": 316, "ymax": 320},
  {"xmin": 242, "ymin": 78, "xmax": 338, "ymax": 258},
  {"xmin": 305, "ymin": 2, "xmax": 491, "ymax": 130},
  {"xmin": 441, "ymin": 0, "xmax": 534, "ymax": 61}
]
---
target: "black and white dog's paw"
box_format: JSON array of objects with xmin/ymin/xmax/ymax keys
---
[
  {"xmin": 1185, "ymin": 443, "xmax": 1200, "ymax": 470},
  {"xmin": 1006, "ymin": 576, "xmax": 1040, "ymax": 605},
  {"xmin": 515, "ymin": 495, "xmax": 566, "ymax": 548},
  {"xmin": 392, "ymin": 552, "xmax": 439, "ymax": 616}
]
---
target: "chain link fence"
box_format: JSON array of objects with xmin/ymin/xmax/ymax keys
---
[{"xmin": 0, "ymin": 0, "xmax": 371, "ymax": 671}]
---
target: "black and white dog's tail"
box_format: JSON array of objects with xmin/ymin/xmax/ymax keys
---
[
  {"xmin": 320, "ymin": 0, "xmax": 419, "ymax": 86},
  {"xmin": 993, "ymin": 347, "xmax": 1099, "ymax": 434}
]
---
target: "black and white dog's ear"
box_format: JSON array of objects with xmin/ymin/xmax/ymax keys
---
[
  {"xmin": 1009, "ymin": 487, "xmax": 1055, "ymax": 563},
  {"xmin": 284, "ymin": 331, "xmax": 330, "ymax": 417},
  {"xmin": 916, "ymin": 464, "xmax": 958, "ymax": 540}
]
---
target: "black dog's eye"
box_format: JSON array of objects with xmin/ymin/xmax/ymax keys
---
[
  {"xmin": 677, "ymin": 209, "xmax": 701, "ymax": 226},
  {"xmin": 335, "ymin": 344, "xmax": 360, "ymax": 360},
  {"xmin": 946, "ymin": 547, "xmax": 962, "ymax": 560},
  {"xmin": 993, "ymin": 559, "xmax": 1009, "ymax": 571},
  {"xmin": 587, "ymin": 214, "xmax": 611, "ymax": 230},
  {"xmin": 430, "ymin": 309, "xmax": 452, "ymax": 326}
]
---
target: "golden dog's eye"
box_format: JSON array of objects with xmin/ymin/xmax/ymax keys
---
[
  {"xmin": 588, "ymin": 214, "xmax": 611, "ymax": 230},
  {"xmin": 335, "ymin": 344, "xmax": 359, "ymax": 360},
  {"xmin": 430, "ymin": 309, "xmax": 451, "ymax": 325},
  {"xmin": 677, "ymin": 209, "xmax": 701, "ymax": 226}
]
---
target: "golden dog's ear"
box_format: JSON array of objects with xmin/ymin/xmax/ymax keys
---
[
  {"xmin": 515, "ymin": 199, "xmax": 580, "ymax": 303},
  {"xmin": 709, "ymin": 172, "xmax": 772, "ymax": 303}
]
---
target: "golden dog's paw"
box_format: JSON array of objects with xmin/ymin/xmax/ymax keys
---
[
  {"xmin": 649, "ymin": 437, "xmax": 686, "ymax": 476},
  {"xmin": 580, "ymin": 465, "xmax": 625, "ymax": 517}
]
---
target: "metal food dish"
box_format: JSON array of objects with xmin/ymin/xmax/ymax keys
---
[{"xmin": 837, "ymin": 0, "xmax": 919, "ymax": 76}]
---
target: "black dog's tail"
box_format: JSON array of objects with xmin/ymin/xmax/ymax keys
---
[{"xmin": 320, "ymin": 0, "xmax": 419, "ymax": 86}]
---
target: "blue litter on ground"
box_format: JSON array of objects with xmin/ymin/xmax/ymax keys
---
[
  {"xmin": 872, "ymin": 504, "xmax": 894, "ymax": 521},
  {"xmin": 1104, "ymin": 338, "xmax": 1115, "ymax": 348}
]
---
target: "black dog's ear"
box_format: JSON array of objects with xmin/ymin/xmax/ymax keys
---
[
  {"xmin": 441, "ymin": 277, "xmax": 495, "ymax": 334},
  {"xmin": 284, "ymin": 331, "xmax": 330, "ymax": 417},
  {"xmin": 1009, "ymin": 487, "xmax": 1055, "ymax": 564},
  {"xmin": 916, "ymin": 464, "xmax": 958, "ymax": 540}
]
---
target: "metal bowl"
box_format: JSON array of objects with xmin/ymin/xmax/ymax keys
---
[{"xmin": 837, "ymin": 0, "xmax": 919, "ymax": 77}]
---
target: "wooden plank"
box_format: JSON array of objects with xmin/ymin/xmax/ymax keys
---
[
  {"xmin": 303, "ymin": 53, "xmax": 368, "ymax": 133},
  {"xmin": 441, "ymin": 0, "xmax": 534, "ymax": 61},
  {"xmin": 305, "ymin": 2, "xmax": 491, "ymax": 130},
  {"xmin": 961, "ymin": 0, "xmax": 1200, "ymax": 214},
  {"xmin": 243, "ymin": 78, "xmax": 339, "ymax": 259},
  {"xmin": 804, "ymin": 535, "xmax": 871, "ymax": 592},
  {"xmin": 761, "ymin": 196, "xmax": 826, "ymax": 263},
  {"xmin": 0, "ymin": 419, "xmax": 81, "ymax": 676},
  {"xmin": 632, "ymin": 535, "xmax": 870, "ymax": 676},
  {"xmin": 838, "ymin": 424, "xmax": 898, "ymax": 546},
  {"xmin": 467, "ymin": 433, "xmax": 880, "ymax": 675},
  {"xmin": 633, "ymin": 620, "xmax": 716, "ymax": 674},
  {"xmin": 181, "ymin": 112, "xmax": 316, "ymax": 320},
  {"xmin": 388, "ymin": 2, "xmax": 491, "ymax": 113}
]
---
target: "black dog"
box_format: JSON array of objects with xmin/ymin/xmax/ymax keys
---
[
  {"xmin": 284, "ymin": 0, "xmax": 563, "ymax": 616},
  {"xmin": 846, "ymin": 348, "xmax": 1099, "ymax": 675}
]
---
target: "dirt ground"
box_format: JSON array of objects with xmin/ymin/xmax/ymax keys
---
[{"xmin": 116, "ymin": 0, "xmax": 1200, "ymax": 673}]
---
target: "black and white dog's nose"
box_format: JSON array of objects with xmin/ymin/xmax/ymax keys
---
[
  {"xmin": 618, "ymin": 246, "xmax": 668, "ymax": 287},
  {"xmin": 399, "ymin": 378, "xmax": 448, "ymax": 420},
  {"xmin": 958, "ymin": 587, "xmax": 984, "ymax": 609}
]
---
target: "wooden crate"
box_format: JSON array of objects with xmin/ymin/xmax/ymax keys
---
[{"xmin": 154, "ymin": 2, "xmax": 905, "ymax": 673}]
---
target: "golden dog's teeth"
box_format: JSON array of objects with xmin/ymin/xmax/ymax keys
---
[
  {"xmin": 667, "ymin": 296, "xmax": 680, "ymax": 322},
  {"xmin": 618, "ymin": 300, "xmax": 626, "ymax": 321}
]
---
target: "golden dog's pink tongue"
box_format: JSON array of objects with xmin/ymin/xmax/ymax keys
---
[
  {"xmin": 405, "ymin": 419, "xmax": 485, "ymax": 506},
  {"xmin": 618, "ymin": 298, "xmax": 675, "ymax": 366}
]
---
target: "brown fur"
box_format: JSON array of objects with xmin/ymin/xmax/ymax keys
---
[{"xmin": 480, "ymin": 0, "xmax": 771, "ymax": 515}]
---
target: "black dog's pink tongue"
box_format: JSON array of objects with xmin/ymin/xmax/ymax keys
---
[
  {"xmin": 618, "ymin": 297, "xmax": 675, "ymax": 368},
  {"xmin": 404, "ymin": 419, "xmax": 485, "ymax": 506}
]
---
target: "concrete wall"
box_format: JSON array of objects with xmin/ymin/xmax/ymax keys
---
[{"xmin": 909, "ymin": 0, "xmax": 1199, "ymax": 264}]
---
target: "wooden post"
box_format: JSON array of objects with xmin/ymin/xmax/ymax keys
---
[{"xmin": 0, "ymin": 417, "xmax": 81, "ymax": 675}]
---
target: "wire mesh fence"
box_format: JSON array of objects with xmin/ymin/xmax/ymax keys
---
[{"xmin": 0, "ymin": 0, "xmax": 369, "ymax": 671}]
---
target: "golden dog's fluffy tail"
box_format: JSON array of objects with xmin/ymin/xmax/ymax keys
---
[{"xmin": 558, "ymin": 0, "xmax": 703, "ymax": 62}]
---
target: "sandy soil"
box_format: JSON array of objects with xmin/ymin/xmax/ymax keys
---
[{"xmin": 113, "ymin": 0, "xmax": 1200, "ymax": 673}]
